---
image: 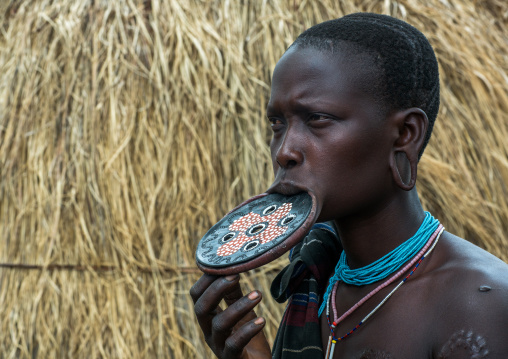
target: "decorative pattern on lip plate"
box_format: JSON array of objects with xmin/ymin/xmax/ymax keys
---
[{"xmin": 196, "ymin": 192, "xmax": 313, "ymax": 268}]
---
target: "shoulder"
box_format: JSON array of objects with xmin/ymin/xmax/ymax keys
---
[
  {"xmin": 432, "ymin": 231, "xmax": 508, "ymax": 316},
  {"xmin": 428, "ymin": 232, "xmax": 508, "ymax": 358},
  {"xmin": 435, "ymin": 231, "xmax": 508, "ymax": 289}
]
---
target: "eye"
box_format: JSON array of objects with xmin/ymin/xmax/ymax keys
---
[
  {"xmin": 268, "ymin": 117, "xmax": 284, "ymax": 131},
  {"xmin": 308, "ymin": 113, "xmax": 334, "ymax": 123},
  {"xmin": 307, "ymin": 113, "xmax": 335, "ymax": 128}
]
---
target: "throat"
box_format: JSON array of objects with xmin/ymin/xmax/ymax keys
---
[
  {"xmin": 336, "ymin": 213, "xmax": 440, "ymax": 286},
  {"xmin": 336, "ymin": 191, "xmax": 426, "ymax": 268}
]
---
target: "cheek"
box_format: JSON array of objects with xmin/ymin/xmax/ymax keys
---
[
  {"xmin": 271, "ymin": 160, "xmax": 279, "ymax": 174},
  {"xmin": 270, "ymin": 152, "xmax": 278, "ymax": 173},
  {"xmin": 340, "ymin": 126, "xmax": 390, "ymax": 170},
  {"xmin": 319, "ymin": 130, "xmax": 392, "ymax": 204},
  {"xmin": 270, "ymin": 138, "xmax": 282, "ymax": 173},
  {"xmin": 269, "ymin": 141, "xmax": 276, "ymax": 167}
]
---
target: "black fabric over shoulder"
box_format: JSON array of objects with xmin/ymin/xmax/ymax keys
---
[{"xmin": 271, "ymin": 226, "xmax": 342, "ymax": 359}]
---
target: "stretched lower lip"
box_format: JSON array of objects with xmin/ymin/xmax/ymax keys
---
[{"xmin": 266, "ymin": 181, "xmax": 310, "ymax": 196}]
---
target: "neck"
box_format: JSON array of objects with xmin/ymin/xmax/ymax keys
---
[{"xmin": 334, "ymin": 188, "xmax": 426, "ymax": 269}]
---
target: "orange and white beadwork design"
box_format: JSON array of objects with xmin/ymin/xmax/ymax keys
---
[{"xmin": 217, "ymin": 203, "xmax": 293, "ymax": 257}]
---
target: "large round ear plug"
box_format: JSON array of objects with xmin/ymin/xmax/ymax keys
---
[{"xmin": 195, "ymin": 191, "xmax": 318, "ymax": 275}]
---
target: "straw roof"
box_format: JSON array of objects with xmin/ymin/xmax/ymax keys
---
[{"xmin": 0, "ymin": 0, "xmax": 507, "ymax": 357}]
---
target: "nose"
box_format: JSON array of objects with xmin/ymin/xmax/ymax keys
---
[{"xmin": 274, "ymin": 126, "xmax": 304, "ymax": 169}]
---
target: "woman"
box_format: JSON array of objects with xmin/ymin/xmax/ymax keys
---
[{"xmin": 191, "ymin": 13, "xmax": 508, "ymax": 358}]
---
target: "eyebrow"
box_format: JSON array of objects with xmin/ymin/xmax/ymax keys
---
[{"xmin": 266, "ymin": 97, "xmax": 317, "ymax": 115}]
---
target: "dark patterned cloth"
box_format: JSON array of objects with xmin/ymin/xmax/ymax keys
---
[{"xmin": 271, "ymin": 224, "xmax": 342, "ymax": 359}]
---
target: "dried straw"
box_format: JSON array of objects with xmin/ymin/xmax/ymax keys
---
[{"xmin": 0, "ymin": 0, "xmax": 507, "ymax": 357}]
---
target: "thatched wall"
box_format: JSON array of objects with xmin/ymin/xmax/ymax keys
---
[{"xmin": 0, "ymin": 0, "xmax": 507, "ymax": 357}]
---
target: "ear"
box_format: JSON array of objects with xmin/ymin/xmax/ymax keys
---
[{"xmin": 389, "ymin": 108, "xmax": 429, "ymax": 191}]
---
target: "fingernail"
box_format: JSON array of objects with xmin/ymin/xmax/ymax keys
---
[
  {"xmin": 254, "ymin": 317, "xmax": 264, "ymax": 325},
  {"xmin": 225, "ymin": 275, "xmax": 237, "ymax": 281},
  {"xmin": 248, "ymin": 291, "xmax": 259, "ymax": 300}
]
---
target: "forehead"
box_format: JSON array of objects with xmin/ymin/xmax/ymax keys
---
[{"xmin": 268, "ymin": 45, "xmax": 381, "ymax": 111}]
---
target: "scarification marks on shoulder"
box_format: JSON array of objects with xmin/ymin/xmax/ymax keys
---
[{"xmin": 438, "ymin": 329, "xmax": 488, "ymax": 359}]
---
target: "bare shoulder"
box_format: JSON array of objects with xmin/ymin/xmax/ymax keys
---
[
  {"xmin": 429, "ymin": 232, "xmax": 508, "ymax": 358},
  {"xmin": 437, "ymin": 231, "xmax": 508, "ymax": 285}
]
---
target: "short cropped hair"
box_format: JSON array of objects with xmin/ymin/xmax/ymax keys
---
[{"xmin": 292, "ymin": 13, "xmax": 440, "ymax": 158}]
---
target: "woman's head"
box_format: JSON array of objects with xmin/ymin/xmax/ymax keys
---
[
  {"xmin": 267, "ymin": 14, "xmax": 439, "ymax": 220},
  {"xmin": 290, "ymin": 13, "xmax": 440, "ymax": 159}
]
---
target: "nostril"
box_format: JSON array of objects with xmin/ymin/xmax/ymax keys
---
[{"xmin": 286, "ymin": 160, "xmax": 297, "ymax": 168}]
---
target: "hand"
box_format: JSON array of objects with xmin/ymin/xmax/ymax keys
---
[{"xmin": 190, "ymin": 274, "xmax": 272, "ymax": 359}]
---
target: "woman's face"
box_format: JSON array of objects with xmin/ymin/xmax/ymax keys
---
[{"xmin": 267, "ymin": 45, "xmax": 397, "ymax": 222}]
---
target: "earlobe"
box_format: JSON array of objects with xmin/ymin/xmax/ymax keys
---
[
  {"xmin": 389, "ymin": 108, "xmax": 428, "ymax": 191},
  {"xmin": 391, "ymin": 151, "xmax": 416, "ymax": 190}
]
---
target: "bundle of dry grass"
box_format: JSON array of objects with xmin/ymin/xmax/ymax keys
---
[{"xmin": 0, "ymin": 0, "xmax": 507, "ymax": 357}]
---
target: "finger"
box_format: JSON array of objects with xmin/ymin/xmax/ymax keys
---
[
  {"xmin": 190, "ymin": 274, "xmax": 220, "ymax": 304},
  {"xmin": 211, "ymin": 291, "xmax": 262, "ymax": 344},
  {"xmin": 223, "ymin": 278, "xmax": 245, "ymax": 306},
  {"xmin": 193, "ymin": 276, "xmax": 241, "ymax": 333},
  {"xmin": 223, "ymin": 317, "xmax": 266, "ymax": 359}
]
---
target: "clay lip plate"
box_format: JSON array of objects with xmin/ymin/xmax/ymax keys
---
[{"xmin": 196, "ymin": 192, "xmax": 317, "ymax": 275}]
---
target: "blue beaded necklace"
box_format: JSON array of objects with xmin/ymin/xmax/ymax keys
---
[{"xmin": 318, "ymin": 212, "xmax": 440, "ymax": 317}]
